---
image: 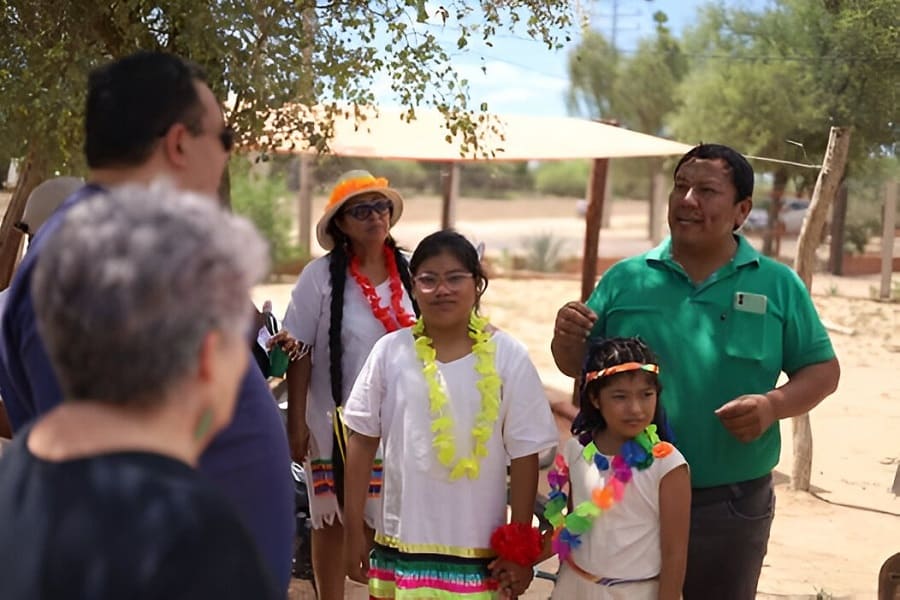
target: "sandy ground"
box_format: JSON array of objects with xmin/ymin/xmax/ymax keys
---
[
  {"xmin": 263, "ymin": 194, "xmax": 899, "ymax": 599},
  {"xmin": 7, "ymin": 187, "xmax": 894, "ymax": 598}
]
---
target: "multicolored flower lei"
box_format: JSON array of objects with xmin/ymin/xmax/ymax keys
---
[
  {"xmin": 544, "ymin": 425, "xmax": 675, "ymax": 561},
  {"xmin": 348, "ymin": 245, "xmax": 416, "ymax": 332},
  {"xmin": 412, "ymin": 312, "xmax": 502, "ymax": 481}
]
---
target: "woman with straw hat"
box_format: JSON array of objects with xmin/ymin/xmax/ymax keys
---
[{"xmin": 282, "ymin": 169, "xmax": 416, "ymax": 599}]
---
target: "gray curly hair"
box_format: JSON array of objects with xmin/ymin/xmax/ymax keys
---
[{"xmin": 32, "ymin": 181, "xmax": 269, "ymax": 405}]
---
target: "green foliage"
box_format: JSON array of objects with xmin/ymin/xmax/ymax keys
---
[
  {"xmin": 533, "ymin": 160, "xmax": 590, "ymax": 197},
  {"xmin": 459, "ymin": 162, "xmax": 532, "ymax": 199},
  {"xmin": 670, "ymin": 0, "xmax": 899, "ymax": 173},
  {"xmin": 565, "ymin": 17, "xmax": 687, "ymax": 202},
  {"xmin": 842, "ymin": 221, "xmax": 872, "ymax": 255},
  {"xmin": 843, "ymin": 157, "xmax": 900, "ymax": 254},
  {"xmin": 0, "ymin": 1, "xmax": 574, "ymax": 168},
  {"xmin": 229, "ymin": 161, "xmax": 305, "ymax": 270}
]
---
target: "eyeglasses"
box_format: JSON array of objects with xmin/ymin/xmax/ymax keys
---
[
  {"xmin": 217, "ymin": 126, "xmax": 235, "ymax": 153},
  {"xmin": 157, "ymin": 122, "xmax": 235, "ymax": 153},
  {"xmin": 342, "ymin": 199, "xmax": 392, "ymax": 221},
  {"xmin": 413, "ymin": 272, "xmax": 474, "ymax": 293}
]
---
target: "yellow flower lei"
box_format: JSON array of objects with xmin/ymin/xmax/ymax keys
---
[{"xmin": 412, "ymin": 312, "xmax": 502, "ymax": 481}]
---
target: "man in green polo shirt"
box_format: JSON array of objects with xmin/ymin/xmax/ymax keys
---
[{"xmin": 551, "ymin": 143, "xmax": 840, "ymax": 599}]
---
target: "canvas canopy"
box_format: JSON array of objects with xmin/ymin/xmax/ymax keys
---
[{"xmin": 267, "ymin": 105, "xmax": 692, "ymax": 161}]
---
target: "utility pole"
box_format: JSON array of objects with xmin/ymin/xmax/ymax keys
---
[{"xmin": 585, "ymin": 0, "xmax": 645, "ymax": 53}]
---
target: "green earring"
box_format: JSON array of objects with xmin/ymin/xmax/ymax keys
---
[{"xmin": 193, "ymin": 408, "xmax": 215, "ymax": 441}]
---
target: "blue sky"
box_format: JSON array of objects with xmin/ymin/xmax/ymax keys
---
[{"xmin": 381, "ymin": 0, "xmax": 768, "ymax": 118}]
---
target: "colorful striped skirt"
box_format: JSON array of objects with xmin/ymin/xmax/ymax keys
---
[{"xmin": 368, "ymin": 543, "xmax": 500, "ymax": 599}]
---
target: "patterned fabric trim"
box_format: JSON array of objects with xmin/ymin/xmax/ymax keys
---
[
  {"xmin": 310, "ymin": 458, "xmax": 383, "ymax": 498},
  {"xmin": 374, "ymin": 533, "xmax": 494, "ymax": 559},
  {"xmin": 369, "ymin": 462, "xmax": 384, "ymax": 498},
  {"xmin": 369, "ymin": 543, "xmax": 498, "ymax": 599}
]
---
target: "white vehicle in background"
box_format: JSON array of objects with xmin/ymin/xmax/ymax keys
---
[{"xmin": 743, "ymin": 198, "xmax": 812, "ymax": 234}]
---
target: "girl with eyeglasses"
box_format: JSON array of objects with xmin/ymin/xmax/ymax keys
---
[
  {"xmin": 282, "ymin": 170, "xmax": 416, "ymax": 600},
  {"xmin": 342, "ymin": 230, "xmax": 558, "ymax": 599}
]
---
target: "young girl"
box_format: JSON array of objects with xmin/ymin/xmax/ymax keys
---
[
  {"xmin": 342, "ymin": 230, "xmax": 559, "ymax": 599},
  {"xmin": 547, "ymin": 337, "xmax": 690, "ymax": 600}
]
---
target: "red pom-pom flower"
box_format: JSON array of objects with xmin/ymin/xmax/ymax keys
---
[{"xmin": 490, "ymin": 522, "xmax": 543, "ymax": 567}]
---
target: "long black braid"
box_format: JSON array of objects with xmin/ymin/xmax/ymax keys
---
[
  {"xmin": 325, "ymin": 223, "xmax": 416, "ymax": 504},
  {"xmin": 571, "ymin": 337, "xmax": 674, "ymax": 443},
  {"xmin": 326, "ymin": 223, "xmax": 350, "ymax": 504}
]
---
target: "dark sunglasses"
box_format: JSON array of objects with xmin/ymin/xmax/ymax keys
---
[
  {"xmin": 342, "ymin": 199, "xmax": 393, "ymax": 221},
  {"xmin": 218, "ymin": 126, "xmax": 235, "ymax": 153},
  {"xmin": 157, "ymin": 122, "xmax": 235, "ymax": 153}
]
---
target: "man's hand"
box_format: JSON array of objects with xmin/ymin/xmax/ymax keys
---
[
  {"xmin": 553, "ymin": 301, "xmax": 596, "ymax": 341},
  {"xmin": 551, "ymin": 301, "xmax": 598, "ymax": 377},
  {"xmin": 344, "ymin": 526, "xmax": 371, "ymax": 584},
  {"xmin": 715, "ymin": 394, "xmax": 777, "ymax": 443},
  {"xmin": 489, "ymin": 558, "xmax": 534, "ymax": 598}
]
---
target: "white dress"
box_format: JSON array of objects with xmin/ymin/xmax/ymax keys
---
[
  {"xmin": 282, "ymin": 255, "xmax": 414, "ymax": 528},
  {"xmin": 342, "ymin": 328, "xmax": 559, "ymax": 557},
  {"xmin": 551, "ymin": 436, "xmax": 687, "ymax": 600}
]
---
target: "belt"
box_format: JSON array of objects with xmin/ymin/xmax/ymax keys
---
[
  {"xmin": 691, "ymin": 473, "xmax": 772, "ymax": 506},
  {"xmin": 566, "ymin": 557, "xmax": 658, "ymax": 587}
]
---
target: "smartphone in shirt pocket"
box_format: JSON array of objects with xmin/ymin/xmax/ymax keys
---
[{"xmin": 725, "ymin": 292, "xmax": 768, "ymax": 361}]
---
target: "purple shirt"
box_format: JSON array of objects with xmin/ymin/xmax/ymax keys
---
[{"xmin": 0, "ymin": 185, "xmax": 294, "ymax": 593}]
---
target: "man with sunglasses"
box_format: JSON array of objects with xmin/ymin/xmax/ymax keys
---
[{"xmin": 0, "ymin": 51, "xmax": 293, "ymax": 594}]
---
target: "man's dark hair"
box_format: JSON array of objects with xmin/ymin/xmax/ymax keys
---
[
  {"xmin": 673, "ymin": 143, "xmax": 754, "ymax": 203},
  {"xmin": 84, "ymin": 51, "xmax": 208, "ymax": 169}
]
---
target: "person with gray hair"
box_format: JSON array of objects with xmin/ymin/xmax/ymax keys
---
[
  {"xmin": 0, "ymin": 51, "xmax": 293, "ymax": 591},
  {"xmin": 0, "ymin": 184, "xmax": 280, "ymax": 599}
]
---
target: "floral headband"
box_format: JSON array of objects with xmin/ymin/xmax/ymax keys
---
[{"xmin": 583, "ymin": 362, "xmax": 659, "ymax": 384}]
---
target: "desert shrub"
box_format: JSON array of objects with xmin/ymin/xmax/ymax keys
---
[
  {"xmin": 533, "ymin": 160, "xmax": 590, "ymax": 197},
  {"xmin": 522, "ymin": 232, "xmax": 566, "ymax": 272}
]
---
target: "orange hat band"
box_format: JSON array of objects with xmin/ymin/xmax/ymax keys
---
[{"xmin": 326, "ymin": 176, "xmax": 390, "ymax": 212}]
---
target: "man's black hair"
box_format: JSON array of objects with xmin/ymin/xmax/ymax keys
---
[
  {"xmin": 84, "ymin": 51, "xmax": 208, "ymax": 169},
  {"xmin": 673, "ymin": 143, "xmax": 754, "ymax": 203}
]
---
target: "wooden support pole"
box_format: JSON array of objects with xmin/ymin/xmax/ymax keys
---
[
  {"xmin": 441, "ymin": 162, "xmax": 459, "ymax": 230},
  {"xmin": 880, "ymin": 180, "xmax": 898, "ymax": 300},
  {"xmin": 581, "ymin": 158, "xmax": 609, "ymax": 302},
  {"xmin": 828, "ymin": 184, "xmax": 849, "ymax": 275},
  {"xmin": 0, "ymin": 151, "xmax": 45, "ymax": 290},
  {"xmin": 650, "ymin": 171, "xmax": 667, "ymax": 244},
  {"xmin": 791, "ymin": 126, "xmax": 851, "ymax": 492}
]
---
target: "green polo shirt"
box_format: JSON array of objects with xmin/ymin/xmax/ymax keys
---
[{"xmin": 586, "ymin": 236, "xmax": 835, "ymax": 488}]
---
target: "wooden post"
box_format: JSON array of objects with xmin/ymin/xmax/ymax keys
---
[
  {"xmin": 650, "ymin": 171, "xmax": 667, "ymax": 244},
  {"xmin": 828, "ymin": 183, "xmax": 849, "ymax": 274},
  {"xmin": 441, "ymin": 162, "xmax": 459, "ymax": 230},
  {"xmin": 581, "ymin": 158, "xmax": 609, "ymax": 302},
  {"xmin": 601, "ymin": 160, "xmax": 613, "ymax": 229},
  {"xmin": 297, "ymin": 154, "xmax": 313, "ymax": 254},
  {"xmin": 880, "ymin": 180, "xmax": 898, "ymax": 300},
  {"xmin": 0, "ymin": 151, "xmax": 45, "ymax": 289},
  {"xmin": 763, "ymin": 170, "xmax": 787, "ymax": 257},
  {"xmin": 571, "ymin": 157, "xmax": 610, "ymax": 406},
  {"xmin": 791, "ymin": 126, "xmax": 851, "ymax": 492}
]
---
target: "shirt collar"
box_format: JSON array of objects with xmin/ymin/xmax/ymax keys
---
[{"xmin": 646, "ymin": 235, "xmax": 761, "ymax": 268}]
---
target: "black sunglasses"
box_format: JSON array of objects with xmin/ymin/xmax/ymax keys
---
[
  {"xmin": 342, "ymin": 199, "xmax": 393, "ymax": 221},
  {"xmin": 218, "ymin": 126, "xmax": 235, "ymax": 153},
  {"xmin": 157, "ymin": 122, "xmax": 235, "ymax": 153}
]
